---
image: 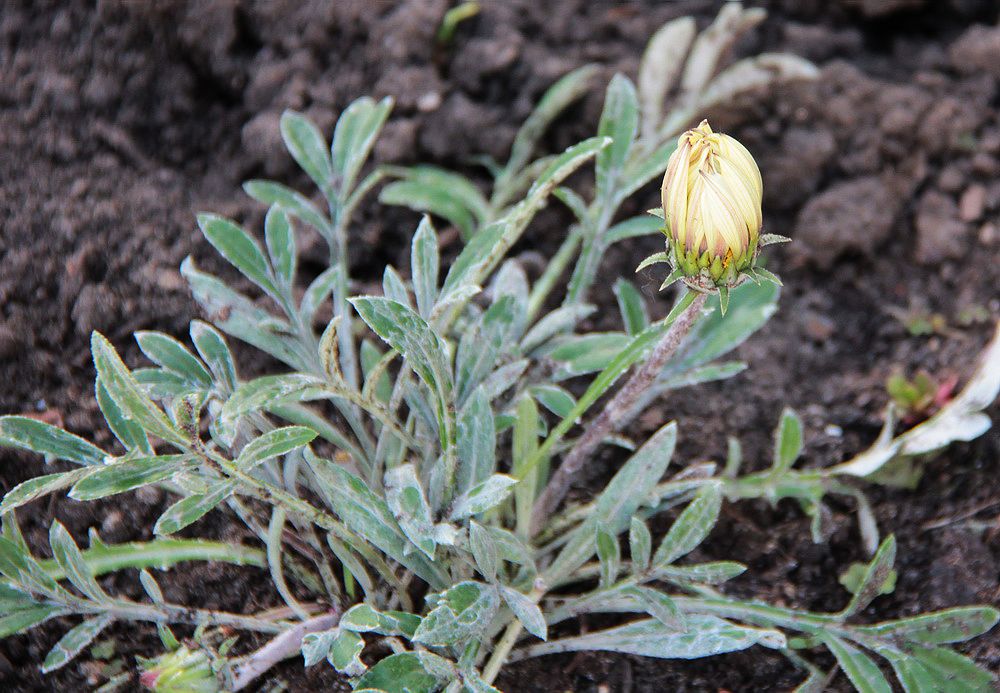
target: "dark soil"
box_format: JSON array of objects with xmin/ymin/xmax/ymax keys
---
[{"xmin": 2, "ymin": 0, "xmax": 999, "ymax": 690}]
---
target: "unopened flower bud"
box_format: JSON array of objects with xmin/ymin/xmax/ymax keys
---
[
  {"xmin": 140, "ymin": 646, "xmax": 218, "ymax": 693},
  {"xmin": 660, "ymin": 120, "xmax": 764, "ymax": 289}
]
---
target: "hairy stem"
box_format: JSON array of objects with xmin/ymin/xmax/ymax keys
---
[
  {"xmin": 229, "ymin": 612, "xmax": 341, "ymax": 691},
  {"xmin": 530, "ymin": 292, "xmax": 707, "ymax": 533}
]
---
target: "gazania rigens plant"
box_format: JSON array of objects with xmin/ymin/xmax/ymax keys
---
[{"xmin": 1, "ymin": 5, "xmax": 998, "ymax": 692}]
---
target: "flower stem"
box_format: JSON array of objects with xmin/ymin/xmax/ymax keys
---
[{"xmin": 530, "ymin": 292, "xmax": 707, "ymax": 533}]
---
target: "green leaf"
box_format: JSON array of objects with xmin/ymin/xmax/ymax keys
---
[
  {"xmin": 455, "ymin": 388, "xmax": 496, "ymax": 496},
  {"xmin": 410, "ymin": 217, "xmax": 440, "ymax": 318},
  {"xmin": 308, "ymin": 455, "xmax": 447, "ymax": 589},
  {"xmin": 529, "ymin": 384, "xmax": 576, "ymax": 418},
  {"xmin": 350, "ymin": 297, "xmax": 452, "ymax": 404},
  {"xmin": 912, "ymin": 646, "xmax": 996, "ymax": 691},
  {"xmin": 196, "ymin": 213, "xmax": 279, "ymax": 300},
  {"xmin": 327, "ymin": 629, "xmax": 365, "ymax": 675},
  {"xmin": 243, "ymin": 179, "xmax": 332, "ymax": 238},
  {"xmin": 527, "ymin": 615, "xmax": 784, "ymax": 660},
  {"xmin": 512, "ymin": 395, "xmax": 542, "ymax": 536},
  {"xmin": 91, "ymin": 332, "xmax": 188, "ymax": 448},
  {"xmin": 501, "ymin": 64, "xmax": 598, "ymax": 187},
  {"xmin": 0, "ymin": 469, "xmax": 94, "ymax": 514},
  {"xmin": 468, "ymin": 521, "xmax": 498, "ymax": 581},
  {"xmin": 655, "ymin": 561, "xmax": 746, "ymax": 584},
  {"xmin": 455, "ymin": 296, "xmax": 519, "ymax": 404},
  {"xmin": 613, "ymin": 278, "xmax": 650, "ymax": 335},
  {"xmin": 48, "ymin": 522, "xmax": 105, "ymax": 602},
  {"xmin": 527, "ymin": 136, "xmax": 612, "ymax": 202},
  {"xmin": 385, "ymin": 464, "xmax": 437, "ymax": 560},
  {"xmin": 265, "ymin": 205, "xmax": 296, "ymax": 287},
  {"xmin": 548, "ymin": 422, "xmax": 676, "ymax": 581},
  {"xmin": 653, "ymin": 484, "xmax": 722, "ymax": 567},
  {"xmin": 820, "ymin": 634, "xmax": 892, "ymax": 693},
  {"xmin": 339, "ymin": 604, "xmax": 421, "ymax": 638},
  {"xmin": 0, "ymin": 536, "xmax": 65, "ymax": 598},
  {"xmin": 606, "ymin": 214, "xmax": 664, "ymax": 246},
  {"xmin": 0, "ymin": 605, "xmax": 64, "ymax": 639},
  {"xmin": 840, "ymin": 535, "xmax": 896, "ymax": 617},
  {"xmin": 624, "ymin": 586, "xmax": 684, "ymax": 630},
  {"xmin": 218, "ymin": 374, "xmax": 326, "ymax": 445},
  {"xmin": 331, "ymin": 96, "xmax": 392, "ymax": 196},
  {"xmin": 772, "ymin": 407, "xmax": 803, "ymax": 475},
  {"xmin": 236, "ymin": 426, "xmax": 317, "ymax": 470},
  {"xmin": 381, "ymin": 179, "xmax": 478, "ymax": 241},
  {"xmin": 413, "ymin": 581, "xmax": 499, "ymax": 646},
  {"xmin": 449, "ymin": 474, "xmax": 517, "ymax": 521},
  {"xmin": 629, "ymin": 517, "xmax": 652, "ymax": 573},
  {"xmin": 596, "ymin": 524, "xmax": 620, "ymax": 588},
  {"xmin": 189, "ymin": 321, "xmax": 237, "ymax": 392},
  {"xmin": 41, "ymin": 614, "xmax": 113, "ymax": 673},
  {"xmin": 154, "ymin": 480, "xmax": 236, "ymax": 535},
  {"xmin": 0, "ymin": 416, "xmax": 106, "ymax": 466},
  {"xmin": 860, "ymin": 606, "xmax": 999, "ymax": 646},
  {"xmin": 134, "ymin": 332, "xmax": 213, "ymax": 389},
  {"xmin": 97, "ymin": 379, "xmax": 152, "ymax": 454},
  {"xmin": 595, "ymin": 74, "xmax": 639, "ymax": 199},
  {"xmin": 69, "ymin": 455, "xmax": 192, "ymax": 501},
  {"xmin": 520, "ymin": 304, "xmax": 595, "ymax": 354},
  {"xmin": 500, "ymin": 586, "xmax": 547, "ymax": 640},
  {"xmin": 280, "ymin": 110, "xmax": 333, "ymax": 192},
  {"xmin": 354, "ymin": 652, "xmax": 447, "ymax": 693}
]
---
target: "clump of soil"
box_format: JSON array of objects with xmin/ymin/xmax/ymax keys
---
[{"xmin": 1, "ymin": 1, "xmax": 998, "ymax": 690}]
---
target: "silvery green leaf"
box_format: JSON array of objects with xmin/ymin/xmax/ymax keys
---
[
  {"xmin": 354, "ymin": 651, "xmax": 448, "ymax": 693},
  {"xmin": 339, "ymin": 604, "xmax": 421, "ymax": 638},
  {"xmin": 638, "ymin": 17, "xmax": 697, "ymax": 140},
  {"xmin": 49, "ymin": 522, "xmax": 106, "ymax": 602},
  {"xmin": 236, "ymin": 426, "xmax": 317, "ymax": 470},
  {"xmin": 550, "ymin": 333, "xmax": 632, "ymax": 377},
  {"xmin": 410, "ymin": 217, "xmax": 440, "ymax": 318},
  {"xmin": 512, "ymin": 395, "xmax": 542, "ymax": 536},
  {"xmin": 0, "ymin": 536, "xmax": 66, "ymax": 599},
  {"xmin": 655, "ymin": 561, "xmax": 746, "ymax": 584},
  {"xmin": 526, "ymin": 136, "xmax": 612, "ymax": 206},
  {"xmin": 635, "ymin": 251, "xmax": 670, "ymax": 273},
  {"xmin": 326, "ymin": 534, "xmax": 374, "ymax": 598},
  {"xmin": 280, "ymin": 110, "xmax": 333, "ymax": 192},
  {"xmin": 449, "ymin": 475, "xmax": 517, "ymax": 521},
  {"xmin": 413, "ymin": 581, "xmax": 499, "ymax": 646},
  {"xmin": 381, "ymin": 177, "xmax": 479, "ymax": 241},
  {"xmin": 268, "ymin": 403, "xmax": 364, "ymax": 463},
  {"xmin": 455, "ymin": 387, "xmax": 495, "ymax": 495},
  {"xmin": 393, "ymin": 166, "xmax": 489, "ymax": 226},
  {"xmin": 552, "ymin": 186, "xmax": 590, "ymax": 223},
  {"xmin": 656, "ymin": 361, "xmax": 747, "ymax": 392},
  {"xmin": 41, "ymin": 614, "xmax": 113, "ymax": 673},
  {"xmin": 613, "ymin": 278, "xmax": 650, "ymax": 335},
  {"xmin": 911, "ymin": 646, "xmax": 996, "ymax": 691},
  {"xmin": 299, "ymin": 267, "xmax": 337, "ymax": 326},
  {"xmin": 525, "ymin": 615, "xmax": 783, "ymax": 660},
  {"xmin": 700, "ymin": 53, "xmax": 818, "ymax": 112},
  {"xmin": 500, "ymin": 586, "xmax": 547, "ymax": 640},
  {"xmin": 153, "ymin": 480, "xmax": 236, "ymax": 535},
  {"xmin": 441, "ymin": 220, "xmax": 506, "ymax": 295},
  {"xmin": 218, "ymin": 373, "xmax": 326, "ymax": 444},
  {"xmin": 132, "ymin": 368, "xmax": 191, "ymax": 399},
  {"xmin": 350, "ymin": 297, "xmax": 452, "ymax": 404},
  {"xmin": 243, "ymin": 179, "xmax": 332, "ymax": 238},
  {"xmin": 679, "ymin": 3, "xmax": 764, "ymax": 96},
  {"xmin": 182, "ymin": 258, "xmax": 309, "ymax": 372},
  {"xmin": 819, "ymin": 634, "xmax": 891, "ymax": 693},
  {"xmin": 548, "ymin": 422, "xmax": 676, "ymax": 581},
  {"xmin": 595, "ymin": 74, "xmax": 639, "ymax": 200},
  {"xmin": 264, "ymin": 205, "xmax": 296, "ymax": 288},
  {"xmin": 331, "ymin": 96, "xmax": 392, "ymax": 196},
  {"xmin": 859, "ymin": 606, "xmax": 999, "ymax": 646},
  {"xmin": 97, "ymin": 379, "xmax": 152, "ymax": 454},
  {"xmin": 623, "ymin": 585, "xmax": 684, "ymax": 630},
  {"xmin": 653, "ymin": 484, "xmax": 722, "ymax": 567},
  {"xmin": 380, "ymin": 266, "xmax": 412, "ymax": 308},
  {"xmin": 134, "ymin": 332, "xmax": 212, "ymax": 389},
  {"xmin": 196, "ymin": 213, "xmax": 280, "ymax": 300},
  {"xmin": 520, "ymin": 304, "xmax": 595, "ymax": 354},
  {"xmin": 501, "ymin": 64, "xmax": 598, "ymax": 187},
  {"xmin": 0, "ymin": 469, "xmax": 93, "ymax": 515},
  {"xmin": 840, "ymin": 535, "xmax": 896, "ymax": 618},
  {"xmin": 480, "ymin": 524, "xmax": 536, "ymax": 575},
  {"xmin": 629, "ymin": 517, "xmax": 652, "ymax": 573},
  {"xmin": 529, "ymin": 384, "xmax": 576, "ymax": 418},
  {"xmin": 0, "ymin": 605, "xmax": 64, "ymax": 639},
  {"xmin": 468, "ymin": 521, "xmax": 498, "ymax": 581},
  {"xmin": 772, "ymin": 408, "xmax": 803, "ymax": 475},
  {"xmin": 595, "ymin": 523, "xmax": 620, "ymax": 588},
  {"xmin": 455, "ymin": 296, "xmax": 518, "ymax": 404},
  {"xmin": 301, "ymin": 628, "xmax": 336, "ymax": 667},
  {"xmin": 0, "ymin": 416, "xmax": 106, "ymax": 466},
  {"xmin": 830, "ymin": 407, "xmax": 899, "ymax": 478},
  {"xmin": 189, "ymin": 321, "xmax": 236, "ymax": 391},
  {"xmin": 69, "ymin": 455, "xmax": 192, "ymax": 501},
  {"xmin": 385, "ymin": 464, "xmax": 437, "ymax": 560},
  {"xmin": 139, "ymin": 569, "xmax": 163, "ymax": 603},
  {"xmin": 308, "ymin": 454, "xmax": 447, "ymax": 589},
  {"xmin": 616, "ymin": 140, "xmax": 678, "ymax": 205},
  {"xmin": 606, "ymin": 214, "xmax": 663, "ymax": 246},
  {"xmin": 490, "ymin": 259, "xmax": 529, "ymax": 314},
  {"xmin": 327, "ymin": 629, "xmax": 365, "ymax": 675},
  {"xmin": 479, "ymin": 359, "xmax": 528, "ymax": 402}
]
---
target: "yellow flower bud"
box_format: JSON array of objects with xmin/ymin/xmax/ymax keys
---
[{"xmin": 659, "ymin": 120, "xmax": 763, "ymax": 290}]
